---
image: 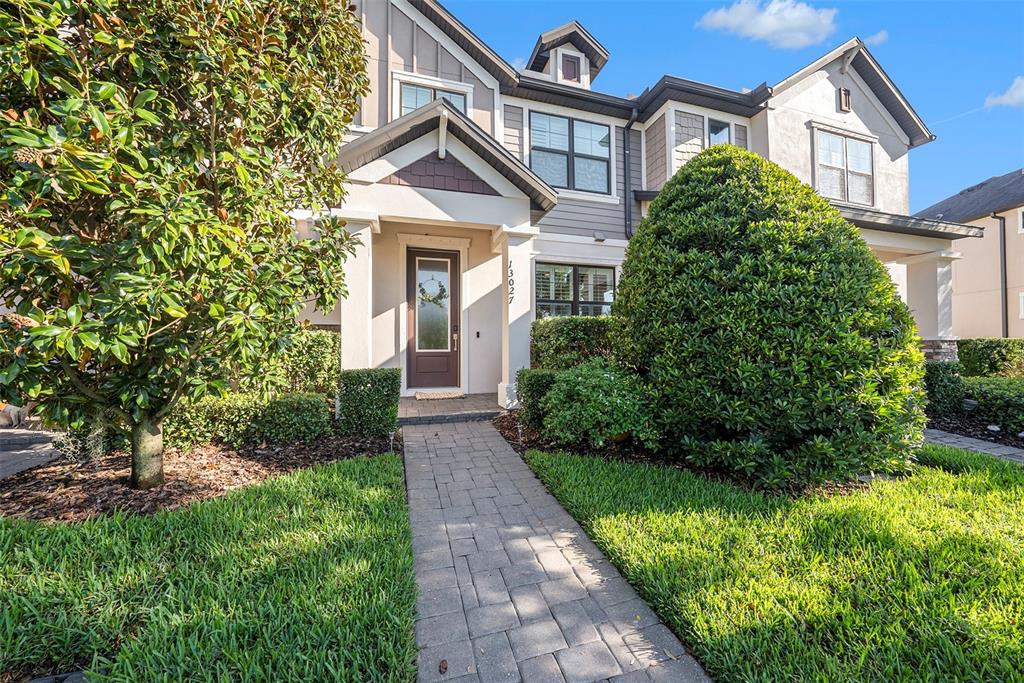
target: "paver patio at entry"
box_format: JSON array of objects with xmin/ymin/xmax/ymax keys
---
[{"xmin": 403, "ymin": 420, "xmax": 710, "ymax": 683}]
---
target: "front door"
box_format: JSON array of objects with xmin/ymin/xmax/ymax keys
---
[{"xmin": 407, "ymin": 249, "xmax": 460, "ymax": 388}]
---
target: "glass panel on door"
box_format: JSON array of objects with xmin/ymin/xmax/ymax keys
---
[{"xmin": 415, "ymin": 258, "xmax": 451, "ymax": 351}]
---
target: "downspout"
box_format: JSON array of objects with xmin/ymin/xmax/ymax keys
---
[
  {"xmin": 623, "ymin": 105, "xmax": 639, "ymax": 239},
  {"xmin": 993, "ymin": 211, "xmax": 1008, "ymax": 337}
]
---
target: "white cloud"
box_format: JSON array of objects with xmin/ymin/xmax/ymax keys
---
[
  {"xmin": 696, "ymin": 0, "xmax": 837, "ymax": 49},
  {"xmin": 864, "ymin": 29, "xmax": 888, "ymax": 46},
  {"xmin": 985, "ymin": 76, "xmax": 1024, "ymax": 108}
]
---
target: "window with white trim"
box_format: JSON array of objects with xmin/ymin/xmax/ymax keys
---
[
  {"xmin": 400, "ymin": 82, "xmax": 466, "ymax": 116},
  {"xmin": 1019, "ymin": 291, "xmax": 1024, "ymax": 320},
  {"xmin": 816, "ymin": 130, "xmax": 874, "ymax": 206},
  {"xmin": 535, "ymin": 263, "xmax": 615, "ymax": 317},
  {"xmin": 529, "ymin": 112, "xmax": 611, "ymax": 194},
  {"xmin": 708, "ymin": 119, "xmax": 731, "ymax": 146}
]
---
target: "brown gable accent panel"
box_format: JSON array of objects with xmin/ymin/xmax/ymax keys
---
[{"xmin": 382, "ymin": 151, "xmax": 500, "ymax": 196}]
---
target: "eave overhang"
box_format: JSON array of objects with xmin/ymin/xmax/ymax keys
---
[
  {"xmin": 837, "ymin": 205, "xmax": 983, "ymax": 240},
  {"xmin": 636, "ymin": 77, "xmax": 772, "ymax": 121}
]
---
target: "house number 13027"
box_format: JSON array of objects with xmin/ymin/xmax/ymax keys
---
[{"xmin": 508, "ymin": 262, "xmax": 515, "ymax": 304}]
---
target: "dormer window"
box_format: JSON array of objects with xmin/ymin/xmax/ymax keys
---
[{"xmin": 562, "ymin": 54, "xmax": 581, "ymax": 83}]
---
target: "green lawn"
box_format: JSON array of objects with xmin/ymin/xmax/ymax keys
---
[
  {"xmin": 1, "ymin": 455, "xmax": 416, "ymax": 682},
  {"xmin": 526, "ymin": 446, "xmax": 1024, "ymax": 683}
]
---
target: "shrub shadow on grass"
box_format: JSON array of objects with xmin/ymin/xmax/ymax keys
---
[
  {"xmin": 0, "ymin": 456, "xmax": 417, "ymax": 682},
  {"xmin": 526, "ymin": 448, "xmax": 1024, "ymax": 683}
]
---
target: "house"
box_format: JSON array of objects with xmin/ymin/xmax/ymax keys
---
[
  {"xmin": 299, "ymin": 0, "xmax": 983, "ymax": 405},
  {"xmin": 916, "ymin": 169, "xmax": 1024, "ymax": 338}
]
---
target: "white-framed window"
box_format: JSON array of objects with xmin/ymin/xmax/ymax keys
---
[
  {"xmin": 400, "ymin": 82, "xmax": 466, "ymax": 116},
  {"xmin": 708, "ymin": 119, "xmax": 731, "ymax": 146},
  {"xmin": 535, "ymin": 263, "xmax": 616, "ymax": 317},
  {"xmin": 815, "ymin": 129, "xmax": 874, "ymax": 206},
  {"xmin": 1019, "ymin": 291, "xmax": 1024, "ymax": 320},
  {"xmin": 1018, "ymin": 208, "xmax": 1023, "ymax": 234},
  {"xmin": 529, "ymin": 112, "xmax": 611, "ymax": 194}
]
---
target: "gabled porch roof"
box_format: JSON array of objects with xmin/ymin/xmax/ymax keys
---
[{"xmin": 337, "ymin": 98, "xmax": 558, "ymax": 215}]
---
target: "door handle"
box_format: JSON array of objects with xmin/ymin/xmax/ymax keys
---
[{"xmin": 452, "ymin": 332, "xmax": 459, "ymax": 352}]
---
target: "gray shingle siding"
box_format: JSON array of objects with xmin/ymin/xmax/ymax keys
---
[
  {"xmin": 673, "ymin": 111, "xmax": 704, "ymax": 169},
  {"xmin": 645, "ymin": 114, "xmax": 667, "ymax": 191},
  {"xmin": 536, "ymin": 126, "xmax": 642, "ymax": 238}
]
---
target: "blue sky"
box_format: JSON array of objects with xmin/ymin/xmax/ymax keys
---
[{"xmin": 447, "ymin": 0, "xmax": 1024, "ymax": 212}]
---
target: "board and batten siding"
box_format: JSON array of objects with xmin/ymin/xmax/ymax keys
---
[
  {"xmin": 535, "ymin": 126, "xmax": 642, "ymax": 239},
  {"xmin": 503, "ymin": 105, "xmax": 524, "ymax": 159},
  {"xmin": 356, "ymin": 0, "xmax": 496, "ymax": 134},
  {"xmin": 645, "ymin": 113, "xmax": 667, "ymax": 191}
]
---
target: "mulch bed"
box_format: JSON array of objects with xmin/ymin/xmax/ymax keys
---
[
  {"xmin": 0, "ymin": 432, "xmax": 399, "ymax": 524},
  {"xmin": 929, "ymin": 415, "xmax": 1024, "ymax": 450}
]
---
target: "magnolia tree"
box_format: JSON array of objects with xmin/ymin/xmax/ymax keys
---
[{"xmin": 0, "ymin": 0, "xmax": 368, "ymax": 488}]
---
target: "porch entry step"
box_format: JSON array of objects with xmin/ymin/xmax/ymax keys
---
[
  {"xmin": 399, "ymin": 410, "xmax": 501, "ymax": 427},
  {"xmin": 415, "ymin": 391, "xmax": 465, "ymax": 401}
]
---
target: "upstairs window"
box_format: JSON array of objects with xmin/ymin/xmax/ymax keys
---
[
  {"xmin": 535, "ymin": 263, "xmax": 615, "ymax": 317},
  {"xmin": 562, "ymin": 54, "xmax": 581, "ymax": 83},
  {"xmin": 816, "ymin": 130, "xmax": 873, "ymax": 206},
  {"xmin": 400, "ymin": 82, "xmax": 466, "ymax": 116},
  {"xmin": 530, "ymin": 112, "xmax": 610, "ymax": 194},
  {"xmin": 708, "ymin": 119, "xmax": 731, "ymax": 146}
]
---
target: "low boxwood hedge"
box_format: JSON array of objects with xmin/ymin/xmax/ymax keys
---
[
  {"xmin": 963, "ymin": 376, "xmax": 1024, "ymax": 435},
  {"xmin": 516, "ymin": 368, "xmax": 557, "ymax": 430},
  {"xmin": 923, "ymin": 361, "xmax": 966, "ymax": 417},
  {"xmin": 958, "ymin": 338, "xmax": 1024, "ymax": 377},
  {"xmin": 530, "ymin": 316, "xmax": 613, "ymax": 370},
  {"xmin": 337, "ymin": 368, "xmax": 401, "ymax": 437},
  {"xmin": 251, "ymin": 393, "xmax": 331, "ymax": 443}
]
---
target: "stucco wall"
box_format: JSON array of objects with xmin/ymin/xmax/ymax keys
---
[
  {"xmin": 767, "ymin": 59, "xmax": 910, "ymax": 214},
  {"xmin": 953, "ymin": 208, "xmax": 1024, "ymax": 338}
]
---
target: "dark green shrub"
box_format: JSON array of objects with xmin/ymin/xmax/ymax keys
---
[
  {"xmin": 164, "ymin": 393, "xmax": 265, "ymax": 450},
  {"xmin": 516, "ymin": 368, "xmax": 558, "ymax": 430},
  {"xmin": 613, "ymin": 145, "xmax": 924, "ymax": 487},
  {"xmin": 964, "ymin": 377, "xmax": 1024, "ymax": 435},
  {"xmin": 958, "ymin": 338, "xmax": 1024, "ymax": 377},
  {"xmin": 531, "ymin": 316, "xmax": 614, "ymax": 370},
  {"xmin": 337, "ymin": 368, "xmax": 401, "ymax": 437},
  {"xmin": 924, "ymin": 361, "xmax": 966, "ymax": 417},
  {"xmin": 252, "ymin": 393, "xmax": 331, "ymax": 443},
  {"xmin": 541, "ymin": 359, "xmax": 657, "ymax": 449},
  {"xmin": 281, "ymin": 329, "xmax": 341, "ymax": 395}
]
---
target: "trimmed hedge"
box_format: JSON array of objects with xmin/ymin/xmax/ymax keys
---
[
  {"xmin": 613, "ymin": 145, "xmax": 925, "ymax": 488},
  {"xmin": 164, "ymin": 392, "xmax": 329, "ymax": 450},
  {"xmin": 963, "ymin": 376, "xmax": 1024, "ymax": 435},
  {"xmin": 541, "ymin": 359, "xmax": 657, "ymax": 449},
  {"xmin": 530, "ymin": 316, "xmax": 613, "ymax": 370},
  {"xmin": 337, "ymin": 368, "xmax": 401, "ymax": 437},
  {"xmin": 251, "ymin": 393, "xmax": 331, "ymax": 443},
  {"xmin": 924, "ymin": 361, "xmax": 966, "ymax": 417},
  {"xmin": 164, "ymin": 393, "xmax": 266, "ymax": 450},
  {"xmin": 516, "ymin": 368, "xmax": 557, "ymax": 431},
  {"xmin": 281, "ymin": 329, "xmax": 341, "ymax": 394},
  {"xmin": 958, "ymin": 338, "xmax": 1024, "ymax": 377}
]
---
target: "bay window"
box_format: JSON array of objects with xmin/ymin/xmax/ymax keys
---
[
  {"xmin": 816, "ymin": 129, "xmax": 874, "ymax": 206},
  {"xmin": 535, "ymin": 263, "xmax": 615, "ymax": 317},
  {"xmin": 529, "ymin": 112, "xmax": 610, "ymax": 194}
]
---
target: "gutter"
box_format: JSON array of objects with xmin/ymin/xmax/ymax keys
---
[
  {"xmin": 994, "ymin": 212, "xmax": 1008, "ymax": 337},
  {"xmin": 623, "ymin": 105, "xmax": 639, "ymax": 239}
]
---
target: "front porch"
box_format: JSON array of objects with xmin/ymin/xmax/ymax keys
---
[{"xmin": 398, "ymin": 392, "xmax": 502, "ymax": 425}]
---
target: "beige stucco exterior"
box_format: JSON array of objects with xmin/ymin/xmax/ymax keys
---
[{"xmin": 952, "ymin": 206, "xmax": 1024, "ymax": 338}]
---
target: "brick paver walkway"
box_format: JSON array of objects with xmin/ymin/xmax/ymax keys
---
[
  {"xmin": 404, "ymin": 420, "xmax": 710, "ymax": 683},
  {"xmin": 925, "ymin": 428, "xmax": 1024, "ymax": 465}
]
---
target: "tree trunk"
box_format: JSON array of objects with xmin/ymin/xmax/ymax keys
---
[{"xmin": 131, "ymin": 415, "xmax": 164, "ymax": 489}]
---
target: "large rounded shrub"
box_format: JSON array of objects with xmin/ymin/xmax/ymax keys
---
[{"xmin": 614, "ymin": 146, "xmax": 925, "ymax": 487}]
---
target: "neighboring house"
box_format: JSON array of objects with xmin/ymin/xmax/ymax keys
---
[
  {"xmin": 916, "ymin": 168, "xmax": 1024, "ymax": 338},
  {"xmin": 300, "ymin": 0, "xmax": 982, "ymax": 404}
]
